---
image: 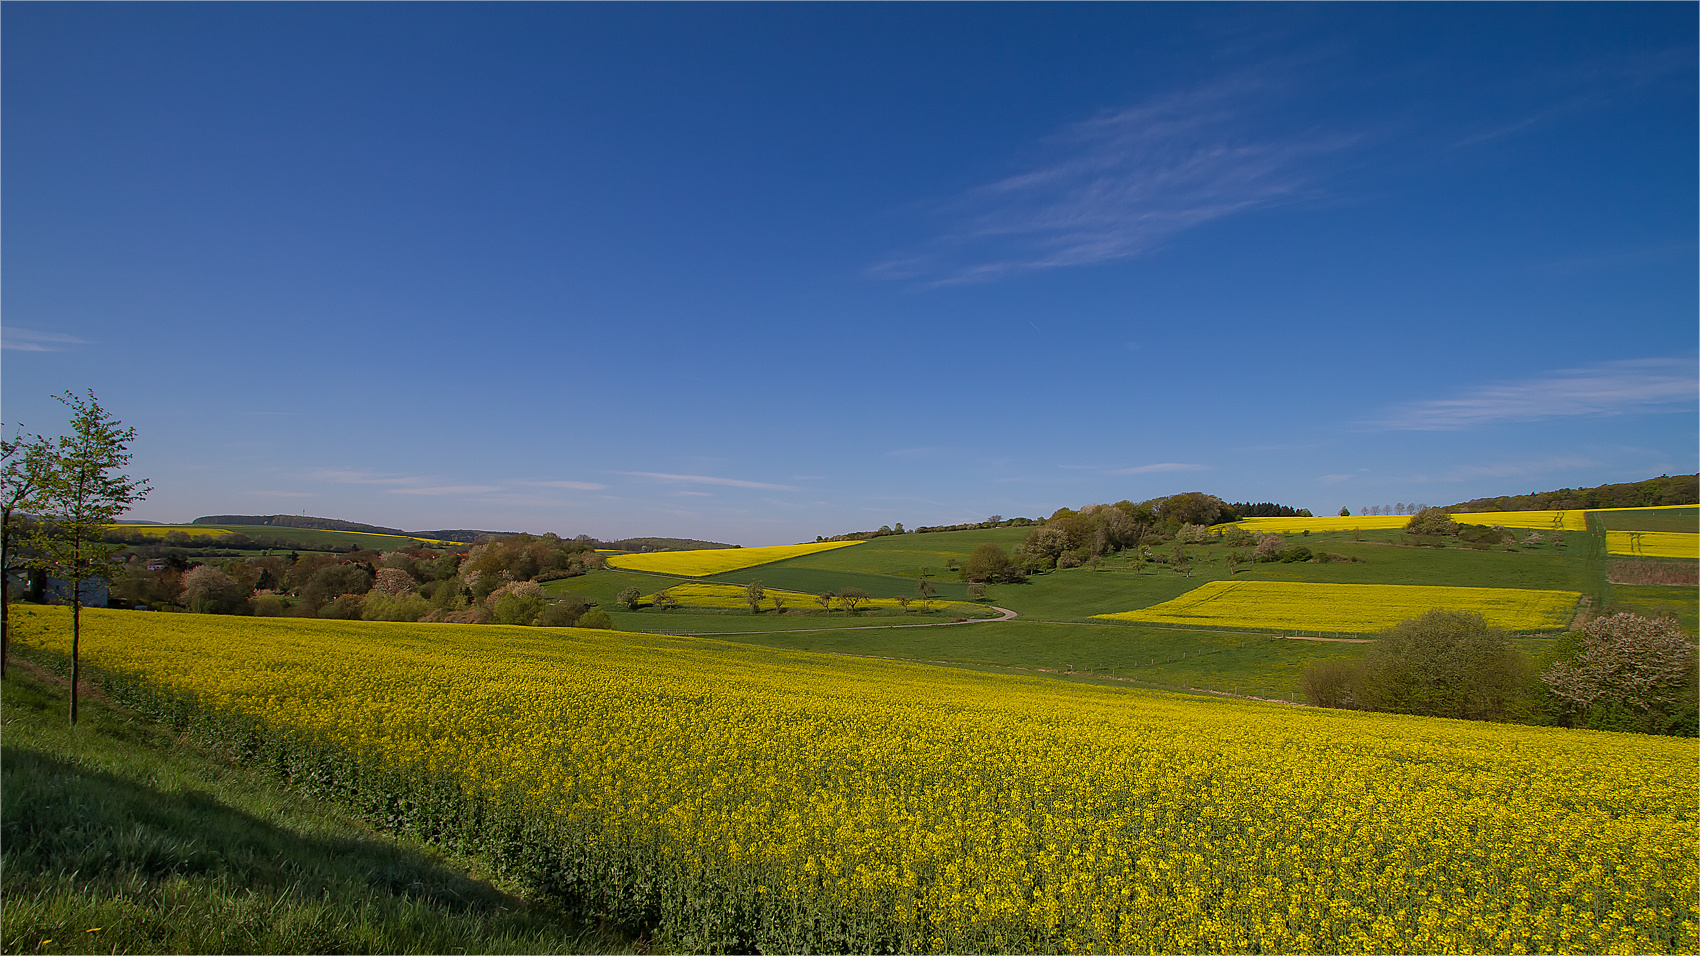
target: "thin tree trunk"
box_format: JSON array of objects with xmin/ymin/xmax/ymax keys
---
[{"xmin": 70, "ymin": 590, "xmax": 80, "ymax": 725}]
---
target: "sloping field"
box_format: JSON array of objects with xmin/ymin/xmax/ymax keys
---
[
  {"xmin": 1233, "ymin": 515, "xmax": 1409, "ymax": 532},
  {"xmin": 1593, "ymin": 505, "xmax": 1700, "ymax": 533},
  {"xmin": 1092, "ymin": 581, "xmax": 1580, "ymax": 633},
  {"xmin": 641, "ymin": 581, "xmax": 981, "ymax": 616},
  {"xmin": 1452, "ymin": 509, "xmax": 1587, "ymax": 530},
  {"xmin": 1236, "ymin": 506, "xmax": 1696, "ymax": 535},
  {"xmin": 11, "ymin": 606, "xmax": 1692, "ymax": 954},
  {"xmin": 105, "ymin": 523, "xmax": 460, "ymax": 549},
  {"xmin": 606, "ymin": 540, "xmax": 863, "ymax": 576},
  {"xmin": 1607, "ymin": 531, "xmax": 1700, "ymax": 559}
]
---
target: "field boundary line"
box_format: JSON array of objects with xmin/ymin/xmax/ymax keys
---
[{"xmin": 641, "ymin": 605, "xmax": 1017, "ymax": 636}]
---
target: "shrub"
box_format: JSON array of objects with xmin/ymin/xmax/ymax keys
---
[
  {"xmin": 538, "ymin": 595, "xmax": 589, "ymax": 627},
  {"xmin": 1299, "ymin": 658, "xmax": 1359, "ymax": 709},
  {"xmin": 362, "ymin": 591, "xmax": 431, "ymax": 623},
  {"xmin": 179, "ymin": 565, "xmax": 249, "ymax": 615},
  {"xmin": 317, "ymin": 594, "xmax": 365, "ymax": 620},
  {"xmin": 1542, "ymin": 612, "xmax": 1697, "ymax": 735},
  {"xmin": 963, "ymin": 544, "xmax": 1025, "ymax": 583},
  {"xmin": 577, "ymin": 608, "xmax": 614, "ymax": 630},
  {"xmin": 1354, "ymin": 610, "xmax": 1536, "ymax": 722},
  {"xmin": 251, "ymin": 593, "xmax": 288, "ymax": 617},
  {"xmin": 1405, "ymin": 508, "xmax": 1458, "ymax": 537}
]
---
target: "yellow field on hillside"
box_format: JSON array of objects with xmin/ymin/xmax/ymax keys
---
[
  {"xmin": 11, "ymin": 606, "xmax": 1692, "ymax": 954},
  {"xmin": 1452, "ymin": 509, "xmax": 1588, "ymax": 530},
  {"xmin": 104, "ymin": 523, "xmax": 458, "ymax": 545},
  {"xmin": 643, "ymin": 581, "xmax": 977, "ymax": 615},
  {"xmin": 606, "ymin": 540, "xmax": 863, "ymax": 576},
  {"xmin": 1093, "ymin": 581, "xmax": 1581, "ymax": 633},
  {"xmin": 104, "ymin": 523, "xmax": 234, "ymax": 537},
  {"xmin": 1607, "ymin": 531, "xmax": 1700, "ymax": 560}
]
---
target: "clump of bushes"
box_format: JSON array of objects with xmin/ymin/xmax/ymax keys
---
[{"xmin": 1302, "ymin": 610, "xmax": 1697, "ymax": 735}]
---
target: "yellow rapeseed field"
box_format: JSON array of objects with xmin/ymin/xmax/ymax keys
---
[
  {"xmin": 1093, "ymin": 581, "xmax": 1580, "ymax": 633},
  {"xmin": 606, "ymin": 540, "xmax": 863, "ymax": 576},
  {"xmin": 643, "ymin": 581, "xmax": 977, "ymax": 615},
  {"xmin": 1607, "ymin": 531, "xmax": 1700, "ymax": 560},
  {"xmin": 12, "ymin": 607, "xmax": 1693, "ymax": 953},
  {"xmin": 102, "ymin": 523, "xmax": 235, "ymax": 538}
]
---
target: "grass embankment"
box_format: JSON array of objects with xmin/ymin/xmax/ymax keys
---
[{"xmin": 0, "ymin": 656, "xmax": 628, "ymax": 955}]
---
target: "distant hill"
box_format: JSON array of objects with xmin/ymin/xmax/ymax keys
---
[
  {"xmin": 605, "ymin": 537, "xmax": 736, "ymax": 552},
  {"xmin": 405, "ymin": 529, "xmax": 522, "ymax": 544},
  {"xmin": 194, "ymin": 514, "xmax": 412, "ymax": 535},
  {"xmin": 1445, "ymin": 474, "xmax": 1698, "ymax": 513}
]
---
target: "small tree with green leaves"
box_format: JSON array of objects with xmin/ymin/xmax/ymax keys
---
[
  {"xmin": 917, "ymin": 578, "xmax": 936, "ymax": 600},
  {"xmin": 618, "ymin": 586, "xmax": 642, "ymax": 610},
  {"xmin": 28, "ymin": 391, "xmax": 150, "ymax": 724},
  {"xmin": 837, "ymin": 587, "xmax": 868, "ymax": 615},
  {"xmin": 745, "ymin": 579, "xmax": 765, "ymax": 614}
]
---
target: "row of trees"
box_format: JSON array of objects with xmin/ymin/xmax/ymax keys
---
[
  {"xmin": 105, "ymin": 532, "xmax": 608, "ymax": 625},
  {"xmin": 1301, "ymin": 610, "xmax": 1697, "ymax": 735},
  {"xmin": 3, "ymin": 391, "xmax": 151, "ymax": 724}
]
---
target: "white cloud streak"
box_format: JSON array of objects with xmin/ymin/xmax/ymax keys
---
[
  {"xmin": 1369, "ymin": 358, "xmax": 1697, "ymax": 431},
  {"xmin": 517, "ymin": 480, "xmax": 609, "ymax": 491},
  {"xmin": 387, "ymin": 485, "xmax": 502, "ymax": 496},
  {"xmin": 2, "ymin": 327, "xmax": 88, "ymax": 352},
  {"xmin": 872, "ymin": 79, "xmax": 1356, "ymax": 284},
  {"xmin": 617, "ymin": 472, "xmax": 797, "ymax": 491},
  {"xmin": 1109, "ymin": 462, "xmax": 1210, "ymax": 476}
]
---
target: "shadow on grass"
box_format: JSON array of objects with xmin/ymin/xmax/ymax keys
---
[{"xmin": 1, "ymin": 665, "xmax": 627, "ymax": 954}]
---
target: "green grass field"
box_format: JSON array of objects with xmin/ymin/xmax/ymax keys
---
[
  {"xmin": 1591, "ymin": 506, "xmax": 1700, "ymax": 533},
  {"xmin": 112, "ymin": 524, "xmax": 457, "ymax": 553},
  {"xmin": 526, "ymin": 522, "xmax": 1668, "ymax": 703},
  {"xmin": 1, "ymin": 657, "xmax": 627, "ymax": 955}
]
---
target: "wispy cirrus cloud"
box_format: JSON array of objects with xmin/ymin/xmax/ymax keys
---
[
  {"xmin": 2, "ymin": 327, "xmax": 88, "ymax": 352},
  {"xmin": 617, "ymin": 471, "xmax": 797, "ymax": 492},
  {"xmin": 516, "ymin": 479, "xmax": 609, "ymax": 492},
  {"xmin": 1368, "ymin": 358, "xmax": 1697, "ymax": 431},
  {"xmin": 871, "ymin": 78, "xmax": 1357, "ymax": 284},
  {"xmin": 387, "ymin": 485, "xmax": 502, "ymax": 496},
  {"xmin": 1109, "ymin": 462, "xmax": 1210, "ymax": 476},
  {"xmin": 309, "ymin": 469, "xmax": 424, "ymax": 486}
]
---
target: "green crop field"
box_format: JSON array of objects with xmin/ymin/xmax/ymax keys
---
[
  {"xmin": 112, "ymin": 523, "xmax": 458, "ymax": 553},
  {"xmin": 1590, "ymin": 506, "xmax": 1699, "ymax": 533}
]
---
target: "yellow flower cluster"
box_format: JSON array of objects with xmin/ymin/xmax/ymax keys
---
[
  {"xmin": 1093, "ymin": 581, "xmax": 1580, "ymax": 633},
  {"xmin": 606, "ymin": 540, "xmax": 863, "ymax": 576},
  {"xmin": 643, "ymin": 581, "xmax": 971, "ymax": 615},
  {"xmin": 14, "ymin": 606, "xmax": 1694, "ymax": 954},
  {"xmin": 1606, "ymin": 531, "xmax": 1700, "ymax": 560}
]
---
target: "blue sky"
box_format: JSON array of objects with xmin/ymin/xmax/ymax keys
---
[{"xmin": 4, "ymin": 3, "xmax": 1695, "ymax": 544}]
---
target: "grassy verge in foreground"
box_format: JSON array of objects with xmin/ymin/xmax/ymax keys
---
[{"xmin": 0, "ymin": 659, "xmax": 630, "ymax": 955}]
